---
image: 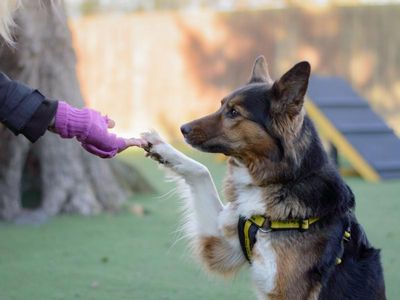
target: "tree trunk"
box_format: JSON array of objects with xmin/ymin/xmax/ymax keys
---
[{"xmin": 0, "ymin": 0, "xmax": 152, "ymax": 222}]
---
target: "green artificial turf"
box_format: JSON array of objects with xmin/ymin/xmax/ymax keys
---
[{"xmin": 0, "ymin": 147, "xmax": 399, "ymax": 300}]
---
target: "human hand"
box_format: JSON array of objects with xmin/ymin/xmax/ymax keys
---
[{"xmin": 54, "ymin": 101, "xmax": 146, "ymax": 158}]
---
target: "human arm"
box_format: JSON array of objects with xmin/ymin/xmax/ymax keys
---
[
  {"xmin": 0, "ymin": 72, "xmax": 145, "ymax": 157},
  {"xmin": 0, "ymin": 72, "xmax": 56, "ymax": 142}
]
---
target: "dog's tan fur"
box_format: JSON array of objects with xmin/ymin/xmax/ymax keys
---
[
  {"xmin": 141, "ymin": 57, "xmax": 385, "ymax": 299},
  {"xmin": 198, "ymin": 236, "xmax": 244, "ymax": 276},
  {"xmin": 142, "ymin": 58, "xmax": 318, "ymax": 299}
]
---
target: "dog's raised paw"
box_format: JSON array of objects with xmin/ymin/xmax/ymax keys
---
[
  {"xmin": 141, "ymin": 130, "xmax": 165, "ymax": 146},
  {"xmin": 141, "ymin": 131, "xmax": 172, "ymax": 165},
  {"xmin": 141, "ymin": 131, "xmax": 209, "ymax": 177}
]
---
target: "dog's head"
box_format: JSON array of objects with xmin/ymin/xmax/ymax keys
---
[{"xmin": 181, "ymin": 56, "xmax": 311, "ymax": 166}]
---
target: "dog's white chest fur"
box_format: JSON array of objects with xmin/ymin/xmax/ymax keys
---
[
  {"xmin": 251, "ymin": 237, "xmax": 278, "ymax": 298},
  {"xmin": 142, "ymin": 131, "xmax": 278, "ymax": 299},
  {"xmin": 225, "ymin": 164, "xmax": 278, "ymax": 297}
]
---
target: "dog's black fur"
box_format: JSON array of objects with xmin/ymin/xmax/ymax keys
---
[
  {"xmin": 181, "ymin": 58, "xmax": 386, "ymax": 299},
  {"xmin": 235, "ymin": 72, "xmax": 385, "ymax": 300}
]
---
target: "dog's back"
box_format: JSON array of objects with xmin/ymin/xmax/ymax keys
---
[{"xmin": 320, "ymin": 218, "xmax": 386, "ymax": 299}]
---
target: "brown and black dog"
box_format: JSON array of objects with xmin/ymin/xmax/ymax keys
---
[{"xmin": 141, "ymin": 56, "xmax": 386, "ymax": 299}]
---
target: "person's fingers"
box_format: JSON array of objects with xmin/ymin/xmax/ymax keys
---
[
  {"xmin": 125, "ymin": 138, "xmax": 148, "ymax": 148},
  {"xmin": 104, "ymin": 116, "xmax": 115, "ymax": 129},
  {"xmin": 81, "ymin": 143, "xmax": 117, "ymax": 158},
  {"xmin": 117, "ymin": 138, "xmax": 148, "ymax": 153}
]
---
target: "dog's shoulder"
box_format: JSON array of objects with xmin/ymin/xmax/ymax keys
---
[{"xmin": 288, "ymin": 164, "xmax": 355, "ymax": 217}]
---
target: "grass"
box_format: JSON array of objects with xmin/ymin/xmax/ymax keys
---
[{"xmin": 0, "ymin": 147, "xmax": 399, "ymax": 300}]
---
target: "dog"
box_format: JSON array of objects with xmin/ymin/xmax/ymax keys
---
[{"xmin": 141, "ymin": 56, "xmax": 386, "ymax": 300}]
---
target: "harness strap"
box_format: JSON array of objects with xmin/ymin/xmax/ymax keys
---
[
  {"xmin": 336, "ymin": 228, "xmax": 351, "ymax": 265},
  {"xmin": 238, "ymin": 215, "xmax": 320, "ymax": 263},
  {"xmin": 269, "ymin": 217, "xmax": 320, "ymax": 230},
  {"xmin": 238, "ymin": 215, "xmax": 351, "ymax": 265},
  {"xmin": 239, "ymin": 216, "xmax": 266, "ymax": 262}
]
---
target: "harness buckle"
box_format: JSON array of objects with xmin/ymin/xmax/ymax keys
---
[
  {"xmin": 258, "ymin": 227, "xmax": 272, "ymax": 233},
  {"xmin": 343, "ymin": 230, "xmax": 351, "ymax": 242},
  {"xmin": 254, "ymin": 218, "xmax": 271, "ymax": 233},
  {"xmin": 248, "ymin": 216, "xmax": 269, "ymax": 231},
  {"xmin": 298, "ymin": 219, "xmax": 309, "ymax": 232}
]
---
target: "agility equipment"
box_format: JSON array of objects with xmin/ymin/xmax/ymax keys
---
[{"xmin": 306, "ymin": 76, "xmax": 400, "ymax": 181}]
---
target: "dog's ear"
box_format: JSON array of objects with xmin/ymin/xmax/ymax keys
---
[
  {"xmin": 271, "ymin": 61, "xmax": 310, "ymax": 117},
  {"xmin": 248, "ymin": 55, "xmax": 273, "ymax": 84}
]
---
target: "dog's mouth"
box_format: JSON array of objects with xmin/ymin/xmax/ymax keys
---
[
  {"xmin": 180, "ymin": 123, "xmax": 231, "ymax": 155},
  {"xmin": 182, "ymin": 132, "xmax": 206, "ymax": 146},
  {"xmin": 183, "ymin": 134, "xmax": 231, "ymax": 155},
  {"xmin": 192, "ymin": 141, "xmax": 230, "ymax": 154}
]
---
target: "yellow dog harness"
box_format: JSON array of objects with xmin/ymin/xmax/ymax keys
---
[{"xmin": 237, "ymin": 215, "xmax": 350, "ymax": 264}]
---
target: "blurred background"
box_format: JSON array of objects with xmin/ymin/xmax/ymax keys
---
[
  {"xmin": 67, "ymin": 0, "xmax": 400, "ymax": 139},
  {"xmin": 1, "ymin": 0, "xmax": 400, "ymax": 299}
]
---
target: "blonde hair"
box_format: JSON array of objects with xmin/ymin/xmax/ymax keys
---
[{"xmin": 0, "ymin": 0, "xmax": 20, "ymax": 45}]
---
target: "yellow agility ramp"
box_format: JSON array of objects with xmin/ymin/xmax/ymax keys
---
[{"xmin": 306, "ymin": 76, "xmax": 400, "ymax": 181}]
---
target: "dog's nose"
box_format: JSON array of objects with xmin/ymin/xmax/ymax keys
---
[{"xmin": 180, "ymin": 124, "xmax": 192, "ymax": 136}]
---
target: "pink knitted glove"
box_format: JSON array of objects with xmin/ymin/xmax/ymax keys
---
[{"xmin": 54, "ymin": 101, "xmax": 146, "ymax": 158}]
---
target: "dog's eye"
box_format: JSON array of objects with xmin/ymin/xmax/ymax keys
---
[{"xmin": 228, "ymin": 108, "xmax": 239, "ymax": 118}]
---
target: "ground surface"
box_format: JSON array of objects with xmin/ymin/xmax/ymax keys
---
[{"xmin": 0, "ymin": 147, "xmax": 399, "ymax": 300}]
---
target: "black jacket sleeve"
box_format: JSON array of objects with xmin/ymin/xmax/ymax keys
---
[{"xmin": 0, "ymin": 72, "xmax": 58, "ymax": 142}]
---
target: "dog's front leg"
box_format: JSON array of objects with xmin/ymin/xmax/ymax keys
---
[
  {"xmin": 142, "ymin": 131, "xmax": 245, "ymax": 275},
  {"xmin": 141, "ymin": 131, "xmax": 223, "ymax": 236}
]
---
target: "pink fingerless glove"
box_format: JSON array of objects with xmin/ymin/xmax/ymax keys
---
[{"xmin": 54, "ymin": 101, "xmax": 126, "ymax": 158}]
